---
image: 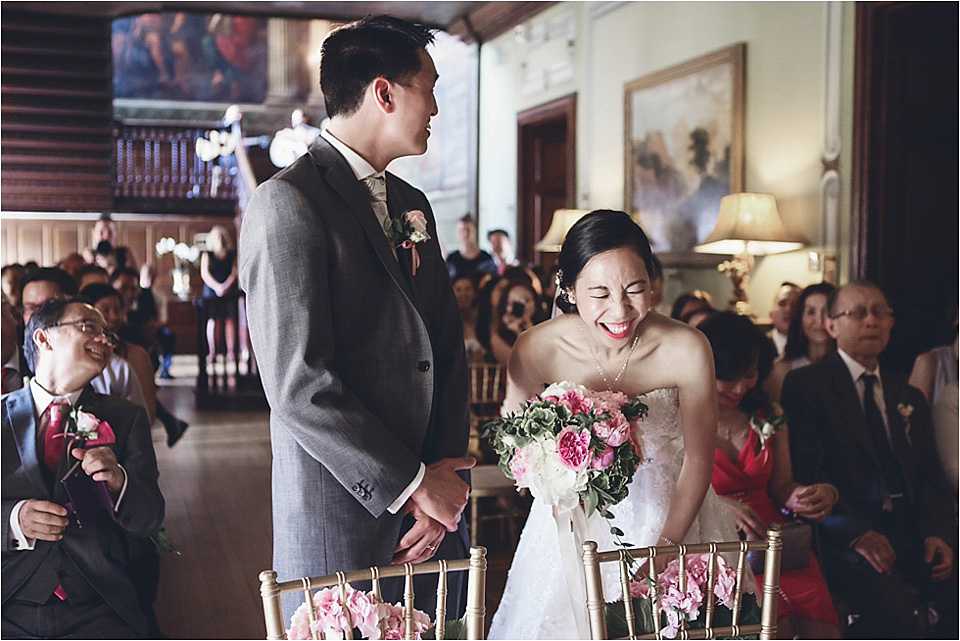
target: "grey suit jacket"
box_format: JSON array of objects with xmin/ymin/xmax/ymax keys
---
[
  {"xmin": 781, "ymin": 352, "xmax": 953, "ymax": 549},
  {"xmin": 239, "ymin": 138, "xmax": 469, "ymax": 583},
  {"xmin": 1, "ymin": 387, "xmax": 164, "ymax": 635}
]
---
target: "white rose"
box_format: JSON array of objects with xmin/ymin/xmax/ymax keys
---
[{"xmin": 541, "ymin": 381, "xmax": 584, "ymax": 399}]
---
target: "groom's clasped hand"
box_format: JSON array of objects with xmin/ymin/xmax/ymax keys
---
[{"xmin": 392, "ymin": 456, "xmax": 476, "ymax": 565}]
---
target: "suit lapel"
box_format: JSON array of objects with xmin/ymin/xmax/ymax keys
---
[
  {"xmin": 308, "ymin": 140, "xmax": 417, "ymax": 306},
  {"xmin": 881, "ymin": 376, "xmax": 917, "ymax": 497},
  {"xmin": 6, "ymin": 389, "xmax": 50, "ymax": 500}
]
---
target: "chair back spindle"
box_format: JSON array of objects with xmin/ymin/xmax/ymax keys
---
[
  {"xmin": 259, "ymin": 547, "xmax": 488, "ymax": 640},
  {"xmin": 580, "ymin": 527, "xmax": 782, "ymax": 640}
]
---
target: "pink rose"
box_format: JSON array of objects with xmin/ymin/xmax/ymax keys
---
[
  {"xmin": 403, "ymin": 209, "xmax": 428, "ymax": 234},
  {"xmin": 559, "ymin": 389, "xmax": 594, "ymax": 414},
  {"xmin": 590, "ymin": 445, "xmax": 615, "ymax": 470},
  {"xmin": 556, "ymin": 427, "xmax": 590, "ymax": 470},
  {"xmin": 591, "ymin": 409, "xmax": 630, "ymax": 447}
]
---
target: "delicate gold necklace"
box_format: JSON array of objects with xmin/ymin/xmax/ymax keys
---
[{"xmin": 577, "ymin": 320, "xmax": 641, "ymax": 391}]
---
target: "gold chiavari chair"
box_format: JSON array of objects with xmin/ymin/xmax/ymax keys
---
[
  {"xmin": 582, "ymin": 527, "xmax": 782, "ymax": 640},
  {"xmin": 466, "ymin": 362, "xmax": 526, "ymax": 548},
  {"xmin": 258, "ymin": 547, "xmax": 488, "ymax": 640}
]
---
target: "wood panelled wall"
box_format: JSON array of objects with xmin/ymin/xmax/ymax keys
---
[
  {"xmin": 0, "ymin": 214, "xmax": 236, "ymax": 290},
  {"xmin": 1, "ymin": 9, "xmax": 114, "ymax": 213}
]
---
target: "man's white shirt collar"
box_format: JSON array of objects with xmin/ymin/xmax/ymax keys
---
[
  {"xmin": 320, "ymin": 128, "xmax": 380, "ymax": 182},
  {"xmin": 837, "ymin": 349, "xmax": 883, "ymax": 388},
  {"xmin": 29, "ymin": 378, "xmax": 82, "ymax": 417}
]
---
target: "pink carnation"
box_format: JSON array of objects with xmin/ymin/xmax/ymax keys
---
[
  {"xmin": 556, "ymin": 427, "xmax": 591, "ymax": 470},
  {"xmin": 591, "ymin": 409, "xmax": 630, "ymax": 447},
  {"xmin": 590, "ymin": 445, "xmax": 615, "ymax": 470},
  {"xmin": 559, "ymin": 389, "xmax": 594, "ymax": 414}
]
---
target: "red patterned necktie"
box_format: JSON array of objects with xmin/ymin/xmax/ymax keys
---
[{"xmin": 42, "ymin": 400, "xmax": 70, "ymax": 472}]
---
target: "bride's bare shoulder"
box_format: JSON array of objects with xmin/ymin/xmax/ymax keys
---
[{"xmin": 644, "ymin": 312, "xmax": 711, "ymax": 354}]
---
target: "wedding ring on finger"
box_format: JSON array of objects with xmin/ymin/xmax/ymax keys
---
[{"xmin": 426, "ymin": 543, "xmax": 437, "ymax": 552}]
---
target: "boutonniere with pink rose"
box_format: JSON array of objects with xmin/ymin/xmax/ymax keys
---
[
  {"xmin": 66, "ymin": 406, "xmax": 117, "ymax": 446},
  {"xmin": 384, "ymin": 209, "xmax": 431, "ymax": 275}
]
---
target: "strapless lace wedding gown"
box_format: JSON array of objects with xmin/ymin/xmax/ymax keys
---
[{"xmin": 489, "ymin": 388, "xmax": 743, "ymax": 640}]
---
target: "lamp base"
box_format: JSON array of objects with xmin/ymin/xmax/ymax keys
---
[{"xmin": 717, "ymin": 252, "xmax": 755, "ymax": 318}]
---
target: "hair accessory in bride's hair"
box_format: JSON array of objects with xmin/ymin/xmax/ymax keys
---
[{"xmin": 555, "ymin": 269, "xmax": 564, "ymax": 287}]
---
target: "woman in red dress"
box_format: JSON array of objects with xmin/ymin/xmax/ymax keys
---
[{"xmin": 700, "ymin": 312, "xmax": 841, "ymax": 639}]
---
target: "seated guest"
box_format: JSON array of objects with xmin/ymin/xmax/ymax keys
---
[
  {"xmin": 452, "ymin": 275, "xmax": 484, "ymax": 362},
  {"xmin": 57, "ymin": 253, "xmax": 87, "ymax": 282},
  {"xmin": 19, "ymin": 268, "xmax": 77, "ymax": 326},
  {"xmin": 781, "ymin": 280, "xmax": 957, "ymax": 639},
  {"xmin": 768, "ymin": 282, "xmax": 802, "ymax": 357},
  {"xmin": 702, "ymin": 312, "xmax": 840, "ymax": 638},
  {"xmin": 670, "ymin": 289, "xmax": 713, "ymax": 321},
  {"xmin": 2, "ymin": 297, "xmax": 164, "ymax": 638},
  {"xmin": 76, "ymin": 264, "xmax": 110, "ymax": 292},
  {"xmin": 80, "ymin": 284, "xmax": 156, "ymax": 424},
  {"xmin": 2, "ymin": 298, "xmax": 23, "ymax": 393},
  {"xmin": 489, "ymin": 279, "xmax": 545, "ymax": 365},
  {"xmin": 909, "ymin": 312, "xmax": 958, "ymax": 407},
  {"xmin": 931, "ymin": 380, "xmax": 958, "ymax": 497},
  {"xmin": 446, "ymin": 214, "xmax": 497, "ymax": 281},
  {"xmin": 766, "ymin": 282, "xmax": 836, "ymax": 402},
  {"xmin": 1, "ymin": 264, "xmax": 27, "ymax": 309},
  {"xmin": 682, "ymin": 306, "xmax": 717, "ymax": 328}
]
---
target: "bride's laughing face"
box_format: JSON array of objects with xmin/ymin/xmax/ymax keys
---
[{"xmin": 569, "ymin": 247, "xmax": 652, "ymax": 347}]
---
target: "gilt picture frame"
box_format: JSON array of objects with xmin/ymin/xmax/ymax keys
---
[{"xmin": 624, "ymin": 43, "xmax": 745, "ymax": 263}]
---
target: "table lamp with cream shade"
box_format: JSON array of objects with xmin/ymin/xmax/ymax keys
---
[
  {"xmin": 534, "ymin": 209, "xmax": 590, "ymax": 252},
  {"xmin": 695, "ymin": 192, "xmax": 805, "ymax": 317}
]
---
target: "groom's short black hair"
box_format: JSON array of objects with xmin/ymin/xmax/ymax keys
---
[{"xmin": 320, "ymin": 15, "xmax": 435, "ymax": 119}]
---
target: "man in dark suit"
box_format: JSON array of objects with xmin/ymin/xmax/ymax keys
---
[
  {"xmin": 239, "ymin": 16, "xmax": 474, "ymax": 620},
  {"xmin": 2, "ymin": 297, "xmax": 164, "ymax": 638},
  {"xmin": 782, "ymin": 280, "xmax": 956, "ymax": 638}
]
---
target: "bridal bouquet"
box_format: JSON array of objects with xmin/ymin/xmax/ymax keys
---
[
  {"xmin": 483, "ymin": 381, "xmax": 648, "ymax": 517},
  {"xmin": 287, "ymin": 584, "xmax": 432, "ymax": 640},
  {"xmin": 608, "ymin": 553, "xmax": 760, "ymax": 639}
]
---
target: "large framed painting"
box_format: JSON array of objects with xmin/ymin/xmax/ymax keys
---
[{"xmin": 624, "ymin": 43, "xmax": 745, "ymax": 259}]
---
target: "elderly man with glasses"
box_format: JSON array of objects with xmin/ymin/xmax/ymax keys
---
[
  {"xmin": 782, "ymin": 280, "xmax": 956, "ymax": 638},
  {"xmin": 1, "ymin": 297, "xmax": 164, "ymax": 638}
]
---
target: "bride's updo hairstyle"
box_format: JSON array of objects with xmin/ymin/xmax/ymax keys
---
[{"xmin": 555, "ymin": 209, "xmax": 655, "ymax": 314}]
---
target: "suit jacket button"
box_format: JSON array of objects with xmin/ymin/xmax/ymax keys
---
[
  {"xmin": 418, "ymin": 361, "xmax": 430, "ymax": 372},
  {"xmin": 352, "ymin": 483, "xmax": 361, "ymax": 493}
]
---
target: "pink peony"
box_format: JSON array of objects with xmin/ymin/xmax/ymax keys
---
[
  {"xmin": 590, "ymin": 445, "xmax": 615, "ymax": 470},
  {"xmin": 589, "ymin": 389, "xmax": 629, "ymax": 412},
  {"xmin": 559, "ymin": 389, "xmax": 594, "ymax": 414},
  {"xmin": 591, "ymin": 409, "xmax": 630, "ymax": 447},
  {"xmin": 556, "ymin": 427, "xmax": 591, "ymax": 470}
]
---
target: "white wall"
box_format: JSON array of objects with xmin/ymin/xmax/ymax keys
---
[{"xmin": 478, "ymin": 1, "xmax": 853, "ymax": 316}]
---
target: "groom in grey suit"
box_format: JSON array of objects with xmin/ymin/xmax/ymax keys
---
[{"xmin": 239, "ymin": 16, "xmax": 474, "ymax": 619}]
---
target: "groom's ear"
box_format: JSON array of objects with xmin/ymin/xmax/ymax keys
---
[{"xmin": 370, "ymin": 78, "xmax": 394, "ymax": 114}]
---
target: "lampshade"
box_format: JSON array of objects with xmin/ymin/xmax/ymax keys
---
[
  {"xmin": 694, "ymin": 193, "xmax": 805, "ymax": 255},
  {"xmin": 534, "ymin": 209, "xmax": 590, "ymax": 252}
]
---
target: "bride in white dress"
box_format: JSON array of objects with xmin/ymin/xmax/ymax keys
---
[{"xmin": 489, "ymin": 210, "xmax": 743, "ymax": 640}]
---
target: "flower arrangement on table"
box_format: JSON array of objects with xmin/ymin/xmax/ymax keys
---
[
  {"xmin": 482, "ymin": 381, "xmax": 648, "ymax": 532},
  {"xmin": 384, "ymin": 210, "xmax": 431, "ymax": 276},
  {"xmin": 155, "ymin": 237, "xmax": 201, "ymax": 300},
  {"xmin": 606, "ymin": 553, "xmax": 760, "ymax": 639},
  {"xmin": 287, "ymin": 583, "xmax": 453, "ymax": 640}
]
